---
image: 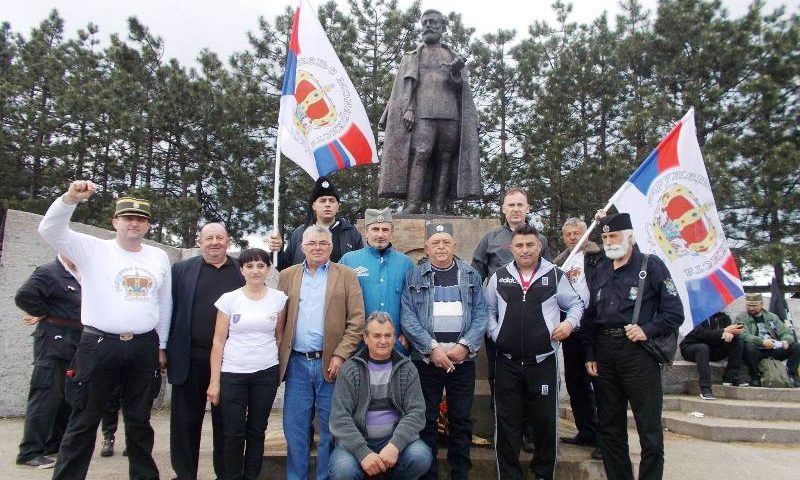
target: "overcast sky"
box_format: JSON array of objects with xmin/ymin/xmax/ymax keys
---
[{"xmin": 5, "ymin": 0, "xmax": 798, "ymax": 67}]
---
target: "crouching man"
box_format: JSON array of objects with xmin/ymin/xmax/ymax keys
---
[{"xmin": 329, "ymin": 312, "xmax": 432, "ymax": 480}]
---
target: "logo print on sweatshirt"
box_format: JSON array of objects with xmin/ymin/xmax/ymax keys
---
[
  {"xmin": 352, "ymin": 266, "xmax": 369, "ymax": 277},
  {"xmin": 541, "ymin": 384, "xmax": 549, "ymax": 395},
  {"xmin": 232, "ymin": 314, "xmax": 241, "ymax": 324},
  {"xmin": 115, "ymin": 267, "xmax": 155, "ymax": 301}
]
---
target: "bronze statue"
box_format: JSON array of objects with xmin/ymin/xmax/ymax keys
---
[{"xmin": 378, "ymin": 9, "xmax": 481, "ymax": 214}]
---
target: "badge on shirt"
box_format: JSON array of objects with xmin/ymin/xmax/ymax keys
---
[
  {"xmin": 541, "ymin": 277, "xmax": 548, "ymax": 286},
  {"xmin": 232, "ymin": 314, "xmax": 241, "ymax": 324},
  {"xmin": 628, "ymin": 287, "xmax": 638, "ymax": 301},
  {"xmin": 664, "ymin": 278, "xmax": 678, "ymax": 297},
  {"xmin": 541, "ymin": 384, "xmax": 549, "ymax": 395}
]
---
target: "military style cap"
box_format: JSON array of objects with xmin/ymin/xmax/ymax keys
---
[
  {"xmin": 114, "ymin": 197, "xmax": 151, "ymax": 219},
  {"xmin": 365, "ymin": 207, "xmax": 393, "ymax": 226},
  {"xmin": 745, "ymin": 292, "xmax": 763, "ymax": 306},
  {"xmin": 599, "ymin": 213, "xmax": 632, "ymax": 233},
  {"xmin": 425, "ymin": 221, "xmax": 454, "ymax": 240},
  {"xmin": 310, "ymin": 176, "xmax": 340, "ymax": 204}
]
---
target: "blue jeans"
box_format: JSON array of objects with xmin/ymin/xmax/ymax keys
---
[
  {"xmin": 284, "ymin": 355, "xmax": 335, "ymax": 480},
  {"xmin": 328, "ymin": 438, "xmax": 432, "ymax": 480}
]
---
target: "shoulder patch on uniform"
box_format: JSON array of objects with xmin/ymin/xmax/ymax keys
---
[{"xmin": 664, "ymin": 278, "xmax": 678, "ymax": 297}]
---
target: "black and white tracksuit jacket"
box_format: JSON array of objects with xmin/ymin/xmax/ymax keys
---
[{"xmin": 484, "ymin": 258, "xmax": 584, "ymax": 363}]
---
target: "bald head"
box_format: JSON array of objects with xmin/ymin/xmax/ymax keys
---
[{"xmin": 197, "ymin": 222, "xmax": 230, "ymax": 266}]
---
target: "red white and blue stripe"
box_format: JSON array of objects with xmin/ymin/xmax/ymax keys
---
[
  {"xmin": 613, "ymin": 109, "xmax": 743, "ymax": 331},
  {"xmin": 278, "ymin": 0, "xmax": 377, "ymax": 180}
]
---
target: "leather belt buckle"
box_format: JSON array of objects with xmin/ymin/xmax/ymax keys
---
[{"xmin": 119, "ymin": 333, "xmax": 134, "ymax": 341}]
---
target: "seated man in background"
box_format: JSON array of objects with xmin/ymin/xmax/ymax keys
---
[
  {"xmin": 736, "ymin": 293, "xmax": 800, "ymax": 388},
  {"xmin": 329, "ymin": 312, "xmax": 431, "ymax": 480},
  {"xmin": 679, "ymin": 311, "xmax": 745, "ymax": 400}
]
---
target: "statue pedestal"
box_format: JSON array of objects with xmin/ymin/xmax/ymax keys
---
[{"xmin": 357, "ymin": 214, "xmax": 500, "ymax": 264}]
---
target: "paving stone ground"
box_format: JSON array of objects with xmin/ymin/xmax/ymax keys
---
[{"xmin": 2, "ymin": 408, "xmax": 799, "ymax": 479}]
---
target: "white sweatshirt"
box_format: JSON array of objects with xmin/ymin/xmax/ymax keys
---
[{"xmin": 38, "ymin": 197, "xmax": 172, "ymax": 348}]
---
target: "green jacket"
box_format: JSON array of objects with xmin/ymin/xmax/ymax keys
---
[{"xmin": 735, "ymin": 309, "xmax": 795, "ymax": 346}]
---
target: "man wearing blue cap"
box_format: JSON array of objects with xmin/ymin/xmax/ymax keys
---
[
  {"xmin": 582, "ymin": 212, "xmax": 683, "ymax": 480},
  {"xmin": 340, "ymin": 208, "xmax": 415, "ymax": 354}
]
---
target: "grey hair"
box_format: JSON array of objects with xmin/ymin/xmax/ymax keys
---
[
  {"xmin": 621, "ymin": 229, "xmax": 636, "ymax": 243},
  {"xmin": 561, "ymin": 217, "xmax": 587, "ymax": 232},
  {"xmin": 302, "ymin": 224, "xmax": 333, "ymax": 243},
  {"xmin": 365, "ymin": 311, "xmax": 394, "ymax": 332}
]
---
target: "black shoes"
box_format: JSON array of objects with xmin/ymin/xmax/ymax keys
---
[
  {"xmin": 559, "ymin": 435, "xmax": 597, "ymax": 447},
  {"xmin": 749, "ymin": 377, "xmax": 762, "ymax": 388},
  {"xmin": 100, "ymin": 437, "xmax": 115, "ymax": 457},
  {"xmin": 699, "ymin": 387, "xmax": 716, "ymax": 400},
  {"xmin": 18, "ymin": 455, "xmax": 56, "ymax": 469}
]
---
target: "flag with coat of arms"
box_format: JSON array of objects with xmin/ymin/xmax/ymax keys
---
[
  {"xmin": 609, "ymin": 108, "xmax": 744, "ymax": 333},
  {"xmin": 278, "ymin": 0, "xmax": 378, "ymax": 179}
]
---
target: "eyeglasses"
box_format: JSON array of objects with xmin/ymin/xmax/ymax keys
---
[{"xmin": 303, "ymin": 241, "xmax": 332, "ymax": 248}]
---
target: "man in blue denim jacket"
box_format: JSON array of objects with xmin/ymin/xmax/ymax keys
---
[{"xmin": 400, "ymin": 221, "xmax": 488, "ymax": 480}]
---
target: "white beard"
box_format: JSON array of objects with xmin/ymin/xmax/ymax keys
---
[{"xmin": 604, "ymin": 236, "xmax": 631, "ymax": 260}]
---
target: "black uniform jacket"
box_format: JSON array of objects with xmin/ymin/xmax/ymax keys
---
[
  {"xmin": 581, "ymin": 246, "xmax": 684, "ymax": 362},
  {"xmin": 15, "ymin": 258, "xmax": 82, "ymax": 366}
]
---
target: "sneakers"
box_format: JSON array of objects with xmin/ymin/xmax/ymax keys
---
[
  {"xmin": 749, "ymin": 377, "xmax": 762, "ymax": 388},
  {"xmin": 100, "ymin": 438, "xmax": 114, "ymax": 457},
  {"xmin": 722, "ymin": 379, "xmax": 747, "ymax": 387},
  {"xmin": 699, "ymin": 388, "xmax": 716, "ymax": 400},
  {"xmin": 18, "ymin": 455, "xmax": 56, "ymax": 468}
]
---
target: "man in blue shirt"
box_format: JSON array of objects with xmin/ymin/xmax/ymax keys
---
[
  {"xmin": 277, "ymin": 225, "xmax": 365, "ymax": 480},
  {"xmin": 341, "ymin": 208, "xmax": 415, "ymax": 354}
]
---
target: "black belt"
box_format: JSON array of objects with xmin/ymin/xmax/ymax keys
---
[
  {"xmin": 291, "ymin": 350, "xmax": 323, "ymax": 360},
  {"xmin": 82, "ymin": 326, "xmax": 153, "ymax": 342},
  {"xmin": 43, "ymin": 316, "xmax": 83, "ymax": 330},
  {"xmin": 599, "ymin": 327, "xmax": 628, "ymax": 338}
]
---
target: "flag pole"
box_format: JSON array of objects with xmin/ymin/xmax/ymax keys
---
[{"xmin": 272, "ymin": 128, "xmax": 282, "ymax": 267}]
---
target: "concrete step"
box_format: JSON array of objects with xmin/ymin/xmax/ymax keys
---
[
  {"xmin": 263, "ymin": 429, "xmax": 614, "ymax": 480},
  {"xmin": 562, "ymin": 404, "xmax": 800, "ymax": 443},
  {"xmin": 686, "ymin": 383, "xmax": 800, "ymax": 402},
  {"xmin": 664, "ymin": 394, "xmax": 800, "ymax": 421},
  {"xmin": 661, "ymin": 360, "xmax": 727, "ymax": 394},
  {"xmin": 661, "ymin": 411, "xmax": 800, "ymax": 443}
]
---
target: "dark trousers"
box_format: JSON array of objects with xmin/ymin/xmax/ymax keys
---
[
  {"xmin": 17, "ymin": 363, "xmax": 71, "ymax": 462},
  {"xmin": 415, "ymin": 360, "xmax": 475, "ymax": 480},
  {"xmin": 171, "ymin": 356, "xmax": 225, "ymax": 479},
  {"xmin": 494, "ymin": 354, "xmax": 559, "ymax": 480},
  {"xmin": 485, "ymin": 337, "xmax": 534, "ymax": 442},
  {"xmin": 101, "ymin": 384, "xmax": 122, "ymax": 440},
  {"xmin": 218, "ymin": 365, "xmax": 280, "ymax": 480},
  {"xmin": 53, "ymin": 330, "xmax": 161, "ymax": 480},
  {"xmin": 562, "ymin": 333, "xmax": 599, "ymax": 442},
  {"xmin": 681, "ymin": 337, "xmax": 744, "ymax": 389},
  {"xmin": 743, "ymin": 341, "xmax": 800, "ymax": 379},
  {"xmin": 595, "ymin": 335, "xmax": 663, "ymax": 480}
]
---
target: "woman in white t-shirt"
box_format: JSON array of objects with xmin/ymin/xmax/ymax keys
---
[{"xmin": 207, "ymin": 248, "xmax": 287, "ymax": 480}]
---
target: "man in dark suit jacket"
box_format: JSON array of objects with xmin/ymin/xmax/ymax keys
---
[{"xmin": 167, "ymin": 223, "xmax": 244, "ymax": 480}]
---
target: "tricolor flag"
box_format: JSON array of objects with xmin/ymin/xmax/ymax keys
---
[
  {"xmin": 611, "ymin": 108, "xmax": 744, "ymax": 333},
  {"xmin": 278, "ymin": 0, "xmax": 378, "ymax": 179}
]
